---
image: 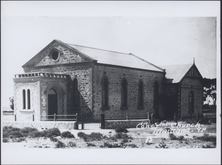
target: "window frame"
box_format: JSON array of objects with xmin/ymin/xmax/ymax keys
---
[
  {"xmin": 137, "ymin": 80, "xmax": 144, "ymax": 109},
  {"xmin": 121, "ymin": 78, "xmax": 128, "ymax": 110}
]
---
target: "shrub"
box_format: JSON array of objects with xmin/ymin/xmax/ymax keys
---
[
  {"xmin": 13, "ymin": 137, "xmax": 26, "ymax": 142},
  {"xmin": 126, "ymin": 144, "xmax": 137, "ymax": 148},
  {"xmin": 43, "ymin": 128, "xmax": 61, "ymax": 138},
  {"xmin": 8, "ymin": 131, "xmax": 24, "ymax": 138},
  {"xmin": 21, "ymin": 127, "xmax": 38, "ymax": 137},
  {"xmin": 89, "ymin": 132, "xmax": 103, "ymax": 141},
  {"xmin": 115, "ymin": 127, "xmax": 128, "ymax": 133},
  {"xmin": 77, "ymin": 132, "xmax": 103, "ymax": 142},
  {"xmin": 87, "ymin": 142, "xmax": 96, "ymax": 147},
  {"xmin": 169, "ymin": 133, "xmax": 184, "ymax": 140},
  {"xmin": 67, "ymin": 141, "xmax": 76, "ymax": 147},
  {"xmin": 61, "ymin": 131, "xmax": 75, "ymax": 138},
  {"xmin": 50, "ymin": 136, "xmax": 58, "ymax": 142},
  {"xmin": 115, "ymin": 133, "xmax": 132, "ymax": 140},
  {"xmin": 77, "ymin": 132, "xmax": 86, "ymax": 138},
  {"xmin": 195, "ymin": 133, "xmax": 216, "ymax": 143},
  {"xmin": 121, "ymin": 139, "xmax": 128, "ymax": 143},
  {"xmin": 55, "ymin": 140, "xmax": 66, "ymax": 148},
  {"xmin": 3, "ymin": 138, "xmax": 9, "ymax": 143}
]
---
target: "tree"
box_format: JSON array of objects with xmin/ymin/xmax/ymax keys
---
[
  {"xmin": 203, "ymin": 78, "xmax": 216, "ymax": 107},
  {"xmin": 9, "ymin": 96, "xmax": 14, "ymax": 110}
]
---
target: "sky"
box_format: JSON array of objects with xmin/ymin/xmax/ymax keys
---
[{"xmin": 1, "ymin": 2, "xmax": 220, "ymax": 108}]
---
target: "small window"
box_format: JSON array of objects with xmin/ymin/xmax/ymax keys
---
[
  {"xmin": 51, "ymin": 50, "xmax": 59, "ymax": 61},
  {"xmin": 101, "ymin": 76, "xmax": 109, "ymax": 110},
  {"xmin": 27, "ymin": 89, "xmax": 31, "ymax": 109},
  {"xmin": 121, "ymin": 78, "xmax": 128, "ymax": 109},
  {"xmin": 23, "ymin": 89, "xmax": 26, "ymax": 109},
  {"xmin": 138, "ymin": 80, "xmax": 144, "ymax": 109}
]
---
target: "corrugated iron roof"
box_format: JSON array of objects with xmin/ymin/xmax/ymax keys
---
[
  {"xmin": 161, "ymin": 63, "xmax": 193, "ymax": 83},
  {"xmin": 67, "ymin": 43, "xmax": 164, "ymax": 72}
]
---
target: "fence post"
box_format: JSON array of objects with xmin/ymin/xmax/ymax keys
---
[
  {"xmin": 147, "ymin": 112, "xmax": 150, "ymax": 120},
  {"xmin": 81, "ymin": 114, "xmax": 84, "ymax": 130},
  {"xmin": 14, "ymin": 114, "xmax": 16, "ymax": 121},
  {"xmin": 101, "ymin": 114, "xmax": 105, "ymax": 129},
  {"xmin": 151, "ymin": 113, "xmax": 154, "ymax": 124},
  {"xmin": 54, "ymin": 113, "xmax": 56, "ymax": 121},
  {"xmin": 33, "ymin": 114, "xmax": 34, "ymax": 121},
  {"xmin": 74, "ymin": 113, "xmax": 78, "ymax": 130}
]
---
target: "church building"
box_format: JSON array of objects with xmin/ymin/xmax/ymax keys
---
[{"xmin": 13, "ymin": 40, "xmax": 203, "ymax": 122}]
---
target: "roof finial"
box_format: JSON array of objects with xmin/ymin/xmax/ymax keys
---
[{"xmin": 193, "ymin": 58, "xmax": 195, "ymax": 65}]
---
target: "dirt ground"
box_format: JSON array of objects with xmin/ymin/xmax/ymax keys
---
[{"xmin": 2, "ymin": 123, "xmax": 216, "ymax": 149}]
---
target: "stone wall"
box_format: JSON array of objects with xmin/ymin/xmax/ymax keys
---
[
  {"xmin": 180, "ymin": 77, "xmax": 203, "ymax": 118},
  {"xmin": 14, "ymin": 81, "xmax": 40, "ymax": 121},
  {"xmin": 39, "ymin": 78, "xmax": 68, "ymax": 120},
  {"xmin": 92, "ymin": 64, "xmax": 165, "ymax": 120},
  {"xmin": 25, "ymin": 64, "xmax": 93, "ymax": 117}
]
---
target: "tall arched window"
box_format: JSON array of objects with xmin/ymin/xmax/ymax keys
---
[
  {"xmin": 22, "ymin": 89, "xmax": 26, "ymax": 109},
  {"xmin": 101, "ymin": 76, "xmax": 109, "ymax": 110},
  {"xmin": 73, "ymin": 78, "xmax": 80, "ymax": 108},
  {"xmin": 153, "ymin": 82, "xmax": 159, "ymax": 107},
  {"xmin": 121, "ymin": 78, "xmax": 128, "ymax": 109},
  {"xmin": 188, "ymin": 91, "xmax": 194, "ymax": 114},
  {"xmin": 27, "ymin": 89, "xmax": 31, "ymax": 109},
  {"xmin": 138, "ymin": 80, "xmax": 144, "ymax": 109}
]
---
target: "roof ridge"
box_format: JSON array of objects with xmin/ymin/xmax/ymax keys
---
[{"xmin": 67, "ymin": 43, "xmax": 130, "ymax": 55}]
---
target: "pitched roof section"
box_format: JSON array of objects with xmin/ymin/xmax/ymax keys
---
[
  {"xmin": 162, "ymin": 64, "xmax": 193, "ymax": 83},
  {"xmin": 23, "ymin": 39, "xmax": 164, "ymax": 72},
  {"xmin": 67, "ymin": 43, "xmax": 164, "ymax": 72}
]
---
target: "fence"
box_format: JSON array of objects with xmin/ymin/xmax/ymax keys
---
[{"xmin": 41, "ymin": 113, "xmax": 78, "ymax": 121}]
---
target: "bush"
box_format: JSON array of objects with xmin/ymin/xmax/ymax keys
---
[
  {"xmin": 126, "ymin": 144, "xmax": 137, "ymax": 148},
  {"xmin": 3, "ymin": 138, "xmax": 9, "ymax": 143},
  {"xmin": 87, "ymin": 142, "xmax": 96, "ymax": 147},
  {"xmin": 77, "ymin": 132, "xmax": 86, "ymax": 138},
  {"xmin": 169, "ymin": 133, "xmax": 184, "ymax": 140},
  {"xmin": 43, "ymin": 128, "xmax": 61, "ymax": 138},
  {"xmin": 55, "ymin": 140, "xmax": 66, "ymax": 148},
  {"xmin": 67, "ymin": 141, "xmax": 76, "ymax": 147},
  {"xmin": 50, "ymin": 136, "xmax": 58, "ymax": 142},
  {"xmin": 77, "ymin": 132, "xmax": 103, "ymax": 142},
  {"xmin": 115, "ymin": 133, "xmax": 132, "ymax": 140},
  {"xmin": 115, "ymin": 127, "xmax": 128, "ymax": 133},
  {"xmin": 195, "ymin": 134, "xmax": 216, "ymax": 143},
  {"xmin": 61, "ymin": 131, "xmax": 75, "ymax": 138},
  {"xmin": 21, "ymin": 127, "xmax": 38, "ymax": 137}
]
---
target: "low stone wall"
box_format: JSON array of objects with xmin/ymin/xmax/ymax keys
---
[
  {"xmin": 105, "ymin": 119, "xmax": 149, "ymax": 129},
  {"xmin": 2, "ymin": 121, "xmax": 75, "ymax": 130}
]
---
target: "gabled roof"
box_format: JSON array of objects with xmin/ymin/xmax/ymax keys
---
[
  {"xmin": 23, "ymin": 40, "xmax": 164, "ymax": 72},
  {"xmin": 162, "ymin": 63, "xmax": 202, "ymax": 83},
  {"xmin": 67, "ymin": 43, "xmax": 164, "ymax": 72}
]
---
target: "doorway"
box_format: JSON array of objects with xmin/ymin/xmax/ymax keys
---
[{"xmin": 48, "ymin": 88, "xmax": 58, "ymax": 119}]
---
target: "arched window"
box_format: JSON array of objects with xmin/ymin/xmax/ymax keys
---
[
  {"xmin": 101, "ymin": 76, "xmax": 109, "ymax": 110},
  {"xmin": 22, "ymin": 89, "xmax": 26, "ymax": 109},
  {"xmin": 73, "ymin": 78, "xmax": 79, "ymax": 107},
  {"xmin": 27, "ymin": 89, "xmax": 31, "ymax": 109},
  {"xmin": 153, "ymin": 82, "xmax": 159, "ymax": 107},
  {"xmin": 138, "ymin": 80, "xmax": 144, "ymax": 109},
  {"xmin": 188, "ymin": 91, "xmax": 194, "ymax": 114},
  {"xmin": 121, "ymin": 78, "xmax": 128, "ymax": 109}
]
